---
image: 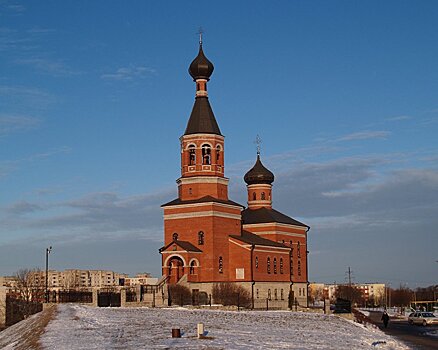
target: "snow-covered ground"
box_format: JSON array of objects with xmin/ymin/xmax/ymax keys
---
[{"xmin": 37, "ymin": 304, "xmax": 409, "ymax": 349}]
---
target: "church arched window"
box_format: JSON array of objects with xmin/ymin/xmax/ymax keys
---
[
  {"xmin": 255, "ymin": 256, "xmax": 258, "ymax": 269},
  {"xmin": 189, "ymin": 145, "xmax": 196, "ymax": 165},
  {"xmin": 280, "ymin": 289, "xmax": 284, "ymax": 300},
  {"xmin": 273, "ymin": 258, "xmax": 277, "ymax": 274},
  {"xmin": 216, "ymin": 145, "xmax": 221, "ymax": 163},
  {"xmin": 202, "ymin": 144, "xmax": 211, "ymax": 165},
  {"xmin": 252, "ymin": 192, "xmax": 256, "ymax": 200},
  {"xmin": 297, "ymin": 242, "xmax": 301, "ymax": 258},
  {"xmin": 268, "ymin": 289, "xmax": 271, "ymax": 300},
  {"xmin": 290, "ymin": 256, "xmax": 294, "ymax": 276},
  {"xmin": 261, "ymin": 192, "xmax": 266, "ymax": 200},
  {"xmin": 298, "ymin": 260, "xmax": 301, "ymax": 276},
  {"xmin": 274, "ymin": 289, "xmax": 278, "ymax": 300},
  {"xmin": 280, "ymin": 258, "xmax": 283, "ymax": 274},
  {"xmin": 198, "ymin": 231, "xmax": 204, "ymax": 245},
  {"xmin": 218, "ymin": 256, "xmax": 223, "ymax": 273},
  {"xmin": 172, "ymin": 233, "xmax": 178, "ymax": 241},
  {"xmin": 267, "ymin": 257, "xmax": 271, "ymax": 274},
  {"xmin": 190, "ymin": 260, "xmax": 196, "ymax": 274}
]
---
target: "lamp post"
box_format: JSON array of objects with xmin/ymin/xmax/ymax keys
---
[{"xmin": 45, "ymin": 246, "xmax": 52, "ymax": 303}]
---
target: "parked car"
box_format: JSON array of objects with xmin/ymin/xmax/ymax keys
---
[{"xmin": 408, "ymin": 312, "xmax": 438, "ymax": 326}]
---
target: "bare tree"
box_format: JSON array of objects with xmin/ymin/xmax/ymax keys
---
[
  {"xmin": 415, "ymin": 285, "xmax": 438, "ymax": 301},
  {"xmin": 309, "ymin": 285, "xmax": 325, "ymax": 305},
  {"xmin": 212, "ymin": 283, "xmax": 251, "ymax": 308},
  {"xmin": 0, "ymin": 288, "xmax": 6, "ymax": 330},
  {"xmin": 64, "ymin": 270, "xmax": 81, "ymax": 290},
  {"xmin": 13, "ymin": 268, "xmax": 45, "ymax": 318},
  {"xmin": 391, "ymin": 285, "xmax": 413, "ymax": 306},
  {"xmin": 168, "ymin": 284, "xmax": 191, "ymax": 306},
  {"xmin": 334, "ymin": 285, "xmax": 364, "ymax": 306}
]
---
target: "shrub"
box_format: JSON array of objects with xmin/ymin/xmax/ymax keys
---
[
  {"xmin": 168, "ymin": 284, "xmax": 191, "ymax": 306},
  {"xmin": 212, "ymin": 283, "xmax": 251, "ymax": 308}
]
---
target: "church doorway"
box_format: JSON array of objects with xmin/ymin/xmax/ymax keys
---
[{"xmin": 168, "ymin": 256, "xmax": 184, "ymax": 283}]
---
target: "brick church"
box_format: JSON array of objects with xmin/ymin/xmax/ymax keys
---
[{"xmin": 159, "ymin": 39, "xmax": 310, "ymax": 308}]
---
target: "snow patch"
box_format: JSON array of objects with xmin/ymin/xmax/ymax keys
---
[{"xmin": 37, "ymin": 304, "xmax": 410, "ymax": 349}]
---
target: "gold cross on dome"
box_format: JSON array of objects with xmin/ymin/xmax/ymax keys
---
[
  {"xmin": 197, "ymin": 27, "xmax": 204, "ymax": 45},
  {"xmin": 254, "ymin": 134, "xmax": 262, "ymax": 155}
]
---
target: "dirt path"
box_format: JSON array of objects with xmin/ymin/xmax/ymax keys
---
[{"xmin": 0, "ymin": 305, "xmax": 57, "ymax": 350}]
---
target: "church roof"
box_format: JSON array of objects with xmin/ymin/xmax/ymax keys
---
[
  {"xmin": 229, "ymin": 230, "xmax": 288, "ymax": 248},
  {"xmin": 159, "ymin": 240, "xmax": 203, "ymax": 253},
  {"xmin": 184, "ymin": 96, "xmax": 221, "ymax": 135},
  {"xmin": 161, "ymin": 195, "xmax": 244, "ymax": 208},
  {"xmin": 242, "ymin": 207, "xmax": 309, "ymax": 228},
  {"xmin": 244, "ymin": 155, "xmax": 274, "ymax": 185}
]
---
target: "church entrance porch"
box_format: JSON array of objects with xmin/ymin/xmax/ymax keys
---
[{"xmin": 167, "ymin": 256, "xmax": 185, "ymax": 284}]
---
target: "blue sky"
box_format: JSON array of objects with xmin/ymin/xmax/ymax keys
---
[{"xmin": 1, "ymin": 0, "xmax": 437, "ymax": 287}]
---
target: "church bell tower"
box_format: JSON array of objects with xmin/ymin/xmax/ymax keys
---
[
  {"xmin": 160, "ymin": 37, "xmax": 243, "ymax": 285},
  {"xmin": 178, "ymin": 35, "xmax": 228, "ymax": 201}
]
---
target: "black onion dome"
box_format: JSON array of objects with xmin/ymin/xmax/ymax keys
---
[
  {"xmin": 189, "ymin": 44, "xmax": 214, "ymax": 81},
  {"xmin": 244, "ymin": 155, "xmax": 275, "ymax": 185}
]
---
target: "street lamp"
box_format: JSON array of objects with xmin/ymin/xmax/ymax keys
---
[{"xmin": 45, "ymin": 246, "xmax": 52, "ymax": 303}]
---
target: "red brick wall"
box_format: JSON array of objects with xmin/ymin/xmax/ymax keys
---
[
  {"xmin": 163, "ymin": 204, "xmax": 241, "ymax": 283},
  {"xmin": 244, "ymin": 223, "xmax": 308, "ymax": 283}
]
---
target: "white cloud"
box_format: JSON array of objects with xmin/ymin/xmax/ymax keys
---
[
  {"xmin": 14, "ymin": 58, "xmax": 80, "ymax": 76},
  {"xmin": 386, "ymin": 115, "xmax": 411, "ymax": 122},
  {"xmin": 0, "ymin": 114, "xmax": 40, "ymax": 135},
  {"xmin": 0, "ymin": 1, "xmax": 26, "ymax": 14},
  {"xmin": 26, "ymin": 27, "xmax": 54, "ymax": 35},
  {"xmin": 27, "ymin": 146, "xmax": 71, "ymax": 161},
  {"xmin": 101, "ymin": 65, "xmax": 156, "ymax": 81},
  {"xmin": 6, "ymin": 4, "xmax": 25, "ymax": 13},
  {"xmin": 0, "ymin": 190, "xmax": 172, "ymax": 241},
  {"xmin": 0, "ymin": 85, "xmax": 52, "ymax": 98},
  {"xmin": 5, "ymin": 200, "xmax": 43, "ymax": 215},
  {"xmin": 0, "ymin": 147, "xmax": 71, "ymax": 179},
  {"xmin": 338, "ymin": 130, "xmax": 390, "ymax": 142},
  {"xmin": 1, "ymin": 151, "xmax": 437, "ymax": 284},
  {"xmin": 0, "ymin": 85, "xmax": 56, "ymax": 109},
  {"xmin": 0, "ymin": 161, "xmax": 16, "ymax": 179}
]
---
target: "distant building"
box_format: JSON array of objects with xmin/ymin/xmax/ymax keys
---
[
  {"xmin": 124, "ymin": 273, "xmax": 158, "ymax": 287},
  {"xmin": 309, "ymin": 282, "xmax": 386, "ymax": 305},
  {"xmin": 8, "ymin": 269, "xmax": 130, "ymax": 291},
  {"xmin": 0, "ymin": 276, "xmax": 18, "ymax": 289},
  {"xmin": 58, "ymin": 269, "xmax": 128, "ymax": 289},
  {"xmin": 1, "ymin": 270, "xmax": 165, "ymax": 292}
]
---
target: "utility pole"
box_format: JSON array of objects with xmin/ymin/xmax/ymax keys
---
[
  {"xmin": 45, "ymin": 246, "xmax": 52, "ymax": 303},
  {"xmin": 387, "ymin": 284, "xmax": 391, "ymax": 308},
  {"xmin": 345, "ymin": 266, "xmax": 354, "ymax": 303}
]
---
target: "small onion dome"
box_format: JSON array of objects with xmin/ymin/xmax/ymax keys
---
[
  {"xmin": 189, "ymin": 44, "xmax": 214, "ymax": 81},
  {"xmin": 244, "ymin": 155, "xmax": 275, "ymax": 185}
]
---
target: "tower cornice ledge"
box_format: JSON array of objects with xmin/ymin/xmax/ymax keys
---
[
  {"xmin": 176, "ymin": 176, "xmax": 229, "ymax": 185},
  {"xmin": 180, "ymin": 133, "xmax": 225, "ymax": 141}
]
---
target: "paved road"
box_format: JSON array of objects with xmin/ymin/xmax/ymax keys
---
[{"xmin": 368, "ymin": 311, "xmax": 438, "ymax": 349}]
